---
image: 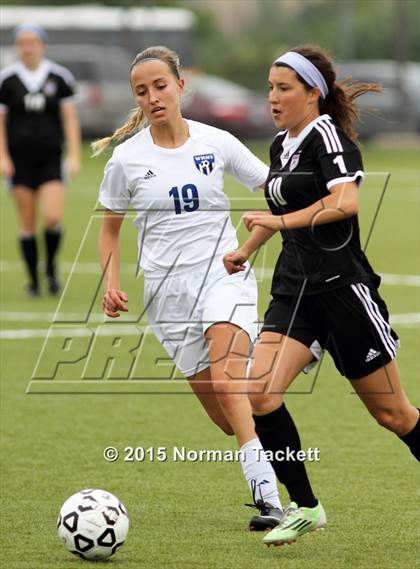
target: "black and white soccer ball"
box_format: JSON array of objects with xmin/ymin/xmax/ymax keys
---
[{"xmin": 57, "ymin": 489, "xmax": 129, "ymax": 561}]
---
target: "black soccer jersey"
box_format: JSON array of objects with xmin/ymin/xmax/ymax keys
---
[
  {"xmin": 265, "ymin": 114, "xmax": 380, "ymax": 295},
  {"xmin": 0, "ymin": 59, "xmax": 76, "ymax": 151}
]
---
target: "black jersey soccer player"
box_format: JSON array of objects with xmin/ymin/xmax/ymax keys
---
[
  {"xmin": 0, "ymin": 24, "xmax": 80, "ymax": 296},
  {"xmin": 224, "ymin": 45, "xmax": 419, "ymax": 546}
]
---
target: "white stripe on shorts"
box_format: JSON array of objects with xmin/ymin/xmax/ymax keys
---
[
  {"xmin": 350, "ymin": 283, "xmax": 396, "ymax": 359},
  {"xmin": 357, "ymin": 283, "xmax": 397, "ymax": 353}
]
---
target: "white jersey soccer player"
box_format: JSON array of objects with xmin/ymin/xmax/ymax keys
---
[
  {"xmin": 95, "ymin": 46, "xmax": 284, "ymax": 531},
  {"xmin": 100, "ymin": 119, "xmax": 264, "ymax": 280},
  {"xmin": 99, "ymin": 119, "xmax": 264, "ymax": 375},
  {"xmin": 99, "ymin": 121, "xmax": 268, "ymax": 377}
]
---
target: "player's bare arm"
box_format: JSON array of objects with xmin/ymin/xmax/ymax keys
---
[
  {"xmin": 243, "ymin": 181, "xmax": 359, "ymax": 232},
  {"xmin": 99, "ymin": 209, "xmax": 128, "ymax": 318},
  {"xmin": 223, "ymin": 225, "xmax": 275, "ymax": 274},
  {"xmin": 61, "ymin": 101, "xmax": 81, "ymax": 177},
  {"xmin": 0, "ymin": 110, "xmax": 14, "ymax": 177}
]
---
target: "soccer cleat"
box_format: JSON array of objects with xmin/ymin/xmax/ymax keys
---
[
  {"xmin": 246, "ymin": 479, "xmax": 283, "ymax": 531},
  {"xmin": 262, "ymin": 501, "xmax": 327, "ymax": 546},
  {"xmin": 25, "ymin": 283, "xmax": 40, "ymax": 297},
  {"xmin": 47, "ymin": 274, "xmax": 60, "ymax": 295},
  {"xmin": 248, "ymin": 500, "xmax": 284, "ymax": 531},
  {"xmin": 46, "ymin": 265, "xmax": 60, "ymax": 295}
]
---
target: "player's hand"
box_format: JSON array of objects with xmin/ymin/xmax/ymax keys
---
[
  {"xmin": 65, "ymin": 155, "xmax": 80, "ymax": 178},
  {"xmin": 102, "ymin": 289, "xmax": 128, "ymax": 318},
  {"xmin": 243, "ymin": 211, "xmax": 283, "ymax": 231},
  {"xmin": 223, "ymin": 249, "xmax": 248, "ymax": 274},
  {"xmin": 0, "ymin": 154, "xmax": 15, "ymax": 178}
]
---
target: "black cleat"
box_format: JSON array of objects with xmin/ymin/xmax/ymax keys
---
[
  {"xmin": 25, "ymin": 283, "xmax": 40, "ymax": 297},
  {"xmin": 246, "ymin": 479, "xmax": 284, "ymax": 531},
  {"xmin": 247, "ymin": 500, "xmax": 284, "ymax": 531},
  {"xmin": 47, "ymin": 274, "xmax": 60, "ymax": 295},
  {"xmin": 46, "ymin": 265, "xmax": 60, "ymax": 295}
]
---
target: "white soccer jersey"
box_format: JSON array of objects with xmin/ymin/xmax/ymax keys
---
[{"xmin": 99, "ymin": 120, "xmax": 268, "ymax": 276}]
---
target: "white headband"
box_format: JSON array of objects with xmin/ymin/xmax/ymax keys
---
[
  {"xmin": 14, "ymin": 24, "xmax": 48, "ymax": 43},
  {"xmin": 274, "ymin": 51, "xmax": 329, "ymax": 99}
]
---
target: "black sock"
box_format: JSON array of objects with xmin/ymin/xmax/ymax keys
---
[
  {"xmin": 254, "ymin": 403, "xmax": 318, "ymax": 508},
  {"xmin": 19, "ymin": 235, "xmax": 38, "ymax": 288},
  {"xmin": 399, "ymin": 409, "xmax": 420, "ymax": 461},
  {"xmin": 44, "ymin": 227, "xmax": 62, "ymax": 275}
]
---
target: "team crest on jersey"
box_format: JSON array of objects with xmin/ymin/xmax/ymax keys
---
[
  {"xmin": 194, "ymin": 154, "xmax": 215, "ymax": 175},
  {"xmin": 43, "ymin": 80, "xmax": 57, "ymax": 97},
  {"xmin": 289, "ymin": 152, "xmax": 301, "ymax": 171}
]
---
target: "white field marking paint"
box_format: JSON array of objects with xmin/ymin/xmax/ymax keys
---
[
  {"xmin": 0, "ymin": 314, "xmax": 418, "ymax": 339},
  {"xmin": 389, "ymin": 313, "xmax": 420, "ymax": 325},
  {"xmin": 0, "ymin": 260, "xmax": 419, "ymax": 286},
  {"xmin": 0, "ymin": 325, "xmax": 146, "ymax": 339},
  {"xmin": 0, "ymin": 260, "xmax": 137, "ymax": 275},
  {"xmin": 375, "ymin": 273, "xmax": 420, "ymax": 287},
  {"xmin": 0, "ymin": 311, "xmax": 106, "ymax": 322}
]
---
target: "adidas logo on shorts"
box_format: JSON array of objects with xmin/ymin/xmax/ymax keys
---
[
  {"xmin": 365, "ymin": 348, "xmax": 381, "ymax": 362},
  {"xmin": 143, "ymin": 170, "xmax": 156, "ymax": 180}
]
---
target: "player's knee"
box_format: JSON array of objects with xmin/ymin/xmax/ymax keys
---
[
  {"xmin": 372, "ymin": 407, "xmax": 411, "ymax": 434},
  {"xmin": 249, "ymin": 392, "xmax": 282, "ymax": 416},
  {"xmin": 214, "ymin": 385, "xmax": 241, "ymax": 416},
  {"xmin": 45, "ymin": 216, "xmax": 61, "ymax": 229},
  {"xmin": 249, "ymin": 393, "xmax": 266, "ymax": 414},
  {"xmin": 21, "ymin": 222, "xmax": 36, "ymax": 234}
]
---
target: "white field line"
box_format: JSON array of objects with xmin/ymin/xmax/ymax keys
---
[
  {"xmin": 0, "ymin": 311, "xmax": 108, "ymax": 323},
  {"xmin": 0, "ymin": 313, "xmax": 418, "ymax": 339},
  {"xmin": 0, "ymin": 259, "xmax": 137, "ymax": 275},
  {"xmin": 0, "ymin": 260, "xmax": 419, "ymax": 286},
  {"xmin": 378, "ymin": 273, "xmax": 420, "ymax": 286},
  {"xmin": 389, "ymin": 313, "xmax": 420, "ymax": 325},
  {"xmin": 0, "ymin": 325, "xmax": 146, "ymax": 339}
]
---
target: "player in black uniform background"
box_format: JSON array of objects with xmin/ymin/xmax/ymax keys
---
[
  {"xmin": 0, "ymin": 24, "xmax": 80, "ymax": 295},
  {"xmin": 224, "ymin": 45, "xmax": 419, "ymax": 546}
]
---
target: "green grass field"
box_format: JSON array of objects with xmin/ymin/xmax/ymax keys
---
[{"xmin": 0, "ymin": 141, "xmax": 419, "ymax": 568}]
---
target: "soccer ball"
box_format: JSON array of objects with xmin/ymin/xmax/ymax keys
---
[{"xmin": 57, "ymin": 489, "xmax": 129, "ymax": 560}]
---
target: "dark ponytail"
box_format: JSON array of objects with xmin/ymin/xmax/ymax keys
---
[{"xmin": 290, "ymin": 46, "xmax": 382, "ymax": 141}]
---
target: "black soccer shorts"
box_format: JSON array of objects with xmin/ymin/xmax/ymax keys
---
[
  {"xmin": 261, "ymin": 282, "xmax": 400, "ymax": 380},
  {"xmin": 10, "ymin": 147, "xmax": 63, "ymax": 190}
]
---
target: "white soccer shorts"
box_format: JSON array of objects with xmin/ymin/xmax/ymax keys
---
[{"xmin": 144, "ymin": 264, "xmax": 258, "ymax": 377}]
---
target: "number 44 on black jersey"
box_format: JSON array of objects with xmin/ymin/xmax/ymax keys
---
[{"xmin": 0, "ymin": 59, "xmax": 76, "ymax": 150}]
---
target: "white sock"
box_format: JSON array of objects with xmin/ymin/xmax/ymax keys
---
[{"xmin": 239, "ymin": 437, "xmax": 282, "ymax": 509}]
